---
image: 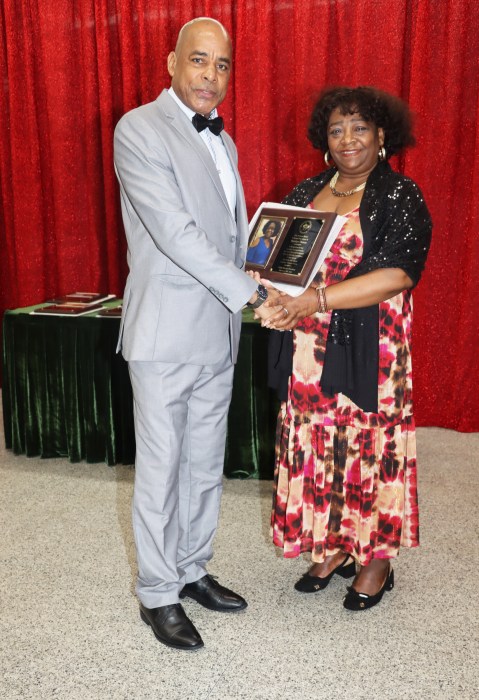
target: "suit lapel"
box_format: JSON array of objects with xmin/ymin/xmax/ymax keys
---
[{"xmin": 158, "ymin": 92, "xmax": 234, "ymax": 218}]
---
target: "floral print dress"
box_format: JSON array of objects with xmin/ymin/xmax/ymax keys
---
[{"xmin": 271, "ymin": 206, "xmax": 419, "ymax": 565}]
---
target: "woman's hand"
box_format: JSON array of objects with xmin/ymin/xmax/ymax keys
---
[{"xmin": 262, "ymin": 286, "xmax": 318, "ymax": 331}]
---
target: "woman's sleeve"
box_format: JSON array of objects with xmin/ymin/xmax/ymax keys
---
[{"xmin": 351, "ymin": 178, "xmax": 433, "ymax": 286}]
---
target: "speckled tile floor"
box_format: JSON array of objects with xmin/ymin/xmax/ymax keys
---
[{"xmin": 1, "ymin": 404, "xmax": 478, "ymax": 699}]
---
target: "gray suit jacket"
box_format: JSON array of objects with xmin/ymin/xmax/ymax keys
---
[{"xmin": 114, "ymin": 90, "xmax": 256, "ymax": 365}]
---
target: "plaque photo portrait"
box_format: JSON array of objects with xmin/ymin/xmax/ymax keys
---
[{"xmin": 246, "ymin": 216, "xmax": 286, "ymax": 267}]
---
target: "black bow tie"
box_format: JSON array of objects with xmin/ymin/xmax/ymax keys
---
[{"xmin": 192, "ymin": 113, "xmax": 224, "ymax": 136}]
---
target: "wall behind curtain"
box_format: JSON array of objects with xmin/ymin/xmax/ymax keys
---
[{"xmin": 1, "ymin": 0, "xmax": 478, "ymax": 431}]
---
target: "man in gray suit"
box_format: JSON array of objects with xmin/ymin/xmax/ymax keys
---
[{"xmin": 114, "ymin": 18, "xmax": 278, "ymax": 651}]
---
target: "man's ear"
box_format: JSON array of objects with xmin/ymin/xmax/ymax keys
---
[{"xmin": 167, "ymin": 51, "xmax": 176, "ymax": 78}]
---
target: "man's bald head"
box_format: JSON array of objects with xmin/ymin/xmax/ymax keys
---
[{"xmin": 175, "ymin": 18, "xmax": 231, "ymax": 54}]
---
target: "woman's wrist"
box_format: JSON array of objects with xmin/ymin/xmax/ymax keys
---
[
  {"xmin": 302, "ymin": 287, "xmax": 320, "ymax": 317},
  {"xmin": 315, "ymin": 286, "xmax": 329, "ymax": 313}
]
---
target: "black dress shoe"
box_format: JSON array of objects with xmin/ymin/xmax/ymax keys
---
[
  {"xmin": 294, "ymin": 555, "xmax": 356, "ymax": 593},
  {"xmin": 343, "ymin": 566, "xmax": 394, "ymax": 610},
  {"xmin": 139, "ymin": 603, "xmax": 204, "ymax": 650},
  {"xmin": 180, "ymin": 575, "xmax": 247, "ymax": 612}
]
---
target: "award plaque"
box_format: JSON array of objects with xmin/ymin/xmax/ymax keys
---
[{"xmin": 246, "ymin": 204, "xmax": 343, "ymax": 290}]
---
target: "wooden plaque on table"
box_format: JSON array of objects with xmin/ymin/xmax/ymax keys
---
[
  {"xmin": 245, "ymin": 206, "xmax": 340, "ymax": 287},
  {"xmin": 47, "ymin": 293, "xmax": 116, "ymax": 306},
  {"xmin": 30, "ymin": 303, "xmax": 104, "ymax": 316}
]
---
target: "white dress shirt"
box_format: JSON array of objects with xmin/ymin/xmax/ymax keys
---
[{"xmin": 168, "ymin": 88, "xmax": 237, "ymax": 217}]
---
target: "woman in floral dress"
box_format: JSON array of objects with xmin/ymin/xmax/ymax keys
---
[{"xmin": 263, "ymin": 87, "xmax": 432, "ymax": 610}]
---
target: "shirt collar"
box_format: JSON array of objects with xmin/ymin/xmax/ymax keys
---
[{"xmin": 168, "ymin": 87, "xmax": 218, "ymax": 121}]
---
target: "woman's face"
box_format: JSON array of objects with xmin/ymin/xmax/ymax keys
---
[
  {"xmin": 263, "ymin": 223, "xmax": 277, "ymax": 239},
  {"xmin": 327, "ymin": 108, "xmax": 384, "ymax": 177}
]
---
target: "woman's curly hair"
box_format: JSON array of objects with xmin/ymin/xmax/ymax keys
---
[
  {"xmin": 308, "ymin": 86, "xmax": 415, "ymax": 158},
  {"xmin": 262, "ymin": 219, "xmax": 282, "ymax": 236}
]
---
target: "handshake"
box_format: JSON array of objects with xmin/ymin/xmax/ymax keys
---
[{"xmin": 246, "ymin": 271, "xmax": 318, "ymax": 332}]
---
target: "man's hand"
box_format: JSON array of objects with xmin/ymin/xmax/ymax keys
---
[{"xmin": 246, "ymin": 271, "xmax": 284, "ymax": 322}]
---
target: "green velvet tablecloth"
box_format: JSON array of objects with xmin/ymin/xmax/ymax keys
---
[{"xmin": 2, "ymin": 303, "xmax": 278, "ymax": 478}]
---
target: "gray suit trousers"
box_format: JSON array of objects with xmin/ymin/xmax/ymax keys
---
[{"xmin": 128, "ymin": 351, "xmax": 234, "ymax": 608}]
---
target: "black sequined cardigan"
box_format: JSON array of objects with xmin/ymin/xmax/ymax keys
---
[{"xmin": 268, "ymin": 160, "xmax": 432, "ymax": 412}]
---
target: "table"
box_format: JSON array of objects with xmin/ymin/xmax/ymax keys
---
[{"xmin": 2, "ymin": 302, "xmax": 278, "ymax": 478}]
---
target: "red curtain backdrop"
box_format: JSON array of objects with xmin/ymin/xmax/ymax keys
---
[{"xmin": 1, "ymin": 0, "xmax": 478, "ymax": 431}]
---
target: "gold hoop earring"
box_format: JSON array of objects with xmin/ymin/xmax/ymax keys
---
[
  {"xmin": 378, "ymin": 146, "xmax": 386, "ymax": 161},
  {"xmin": 324, "ymin": 150, "xmax": 332, "ymax": 167}
]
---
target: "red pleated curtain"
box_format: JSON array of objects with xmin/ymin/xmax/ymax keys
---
[{"xmin": 0, "ymin": 0, "xmax": 478, "ymax": 430}]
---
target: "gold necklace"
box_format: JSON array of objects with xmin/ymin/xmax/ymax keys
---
[{"xmin": 329, "ymin": 171, "xmax": 367, "ymax": 197}]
